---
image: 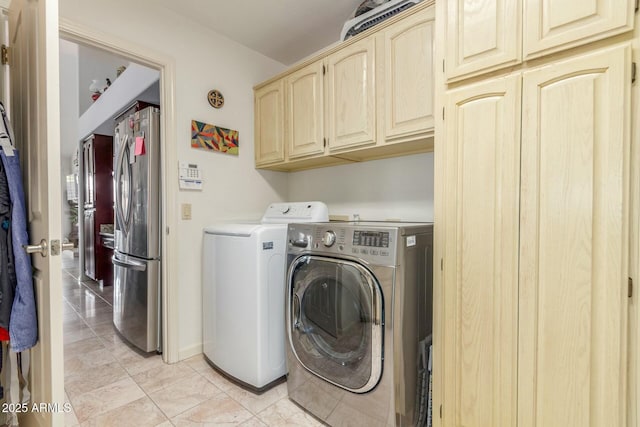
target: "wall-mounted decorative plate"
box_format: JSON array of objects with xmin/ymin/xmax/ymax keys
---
[{"xmin": 207, "ymin": 90, "xmax": 224, "ymax": 109}]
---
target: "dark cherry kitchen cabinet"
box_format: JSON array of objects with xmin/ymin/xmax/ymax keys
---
[{"xmin": 83, "ymin": 134, "xmax": 114, "ymax": 286}]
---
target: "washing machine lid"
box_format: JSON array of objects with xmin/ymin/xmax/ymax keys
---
[
  {"xmin": 203, "ymin": 202, "xmax": 328, "ymax": 235},
  {"xmin": 261, "ymin": 201, "xmax": 328, "ymax": 224},
  {"xmin": 203, "ymin": 223, "xmax": 262, "ymax": 237}
]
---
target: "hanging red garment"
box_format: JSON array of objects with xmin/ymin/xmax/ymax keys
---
[{"xmin": 0, "ymin": 327, "xmax": 9, "ymax": 341}]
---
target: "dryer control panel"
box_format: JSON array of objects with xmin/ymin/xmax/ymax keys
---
[
  {"xmin": 346, "ymin": 228, "xmax": 395, "ymax": 261},
  {"xmin": 287, "ymin": 222, "xmax": 432, "ymax": 266},
  {"xmin": 353, "ymin": 230, "xmax": 390, "ymax": 248},
  {"xmin": 287, "ymin": 223, "xmax": 404, "ymax": 266}
]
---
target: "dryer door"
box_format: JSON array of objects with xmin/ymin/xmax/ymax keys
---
[{"xmin": 287, "ymin": 255, "xmax": 383, "ymax": 393}]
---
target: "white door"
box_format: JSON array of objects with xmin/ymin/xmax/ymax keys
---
[{"xmin": 8, "ymin": 0, "xmax": 64, "ymax": 426}]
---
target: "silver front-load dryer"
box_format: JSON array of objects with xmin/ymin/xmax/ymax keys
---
[{"xmin": 285, "ymin": 222, "xmax": 433, "ymax": 426}]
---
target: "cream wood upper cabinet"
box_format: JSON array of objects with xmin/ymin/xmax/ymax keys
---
[
  {"xmin": 254, "ymin": 80, "xmax": 285, "ymax": 166},
  {"xmin": 446, "ymin": 0, "xmax": 634, "ymax": 81},
  {"xmin": 383, "ymin": 5, "xmax": 435, "ymax": 141},
  {"xmin": 523, "ymin": 0, "xmax": 634, "ymax": 59},
  {"xmin": 445, "ymin": 0, "xmax": 522, "ymax": 81},
  {"xmin": 285, "ymin": 60, "xmax": 326, "ymax": 159},
  {"xmin": 326, "ymin": 35, "xmax": 376, "ymax": 151},
  {"xmin": 254, "ymin": 3, "xmax": 436, "ymax": 171},
  {"xmin": 518, "ymin": 44, "xmax": 630, "ymax": 427},
  {"xmin": 442, "ymin": 74, "xmax": 521, "ymax": 427}
]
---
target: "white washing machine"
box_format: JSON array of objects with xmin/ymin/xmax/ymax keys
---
[{"xmin": 202, "ymin": 202, "xmax": 328, "ymax": 392}]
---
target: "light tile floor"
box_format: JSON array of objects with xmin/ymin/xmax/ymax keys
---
[{"xmin": 61, "ymin": 252, "xmax": 319, "ymax": 426}]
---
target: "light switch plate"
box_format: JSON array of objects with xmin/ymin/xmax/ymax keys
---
[{"xmin": 181, "ymin": 203, "xmax": 192, "ymax": 220}]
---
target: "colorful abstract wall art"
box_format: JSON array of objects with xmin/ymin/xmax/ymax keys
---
[{"xmin": 191, "ymin": 120, "xmax": 239, "ymax": 155}]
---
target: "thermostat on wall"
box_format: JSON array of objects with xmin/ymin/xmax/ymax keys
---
[{"xmin": 179, "ymin": 162, "xmax": 203, "ymax": 190}]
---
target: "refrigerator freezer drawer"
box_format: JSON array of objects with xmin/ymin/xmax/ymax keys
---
[{"xmin": 113, "ymin": 252, "xmax": 161, "ymax": 352}]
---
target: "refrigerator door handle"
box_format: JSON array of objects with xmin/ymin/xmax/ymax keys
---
[
  {"xmin": 114, "ymin": 134, "xmax": 130, "ymax": 234},
  {"xmin": 112, "ymin": 255, "xmax": 147, "ymax": 272}
]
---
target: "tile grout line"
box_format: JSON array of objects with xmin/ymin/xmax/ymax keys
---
[
  {"xmin": 63, "ymin": 257, "xmax": 198, "ymax": 424},
  {"xmin": 60, "ymin": 259, "xmax": 172, "ymax": 425},
  {"xmin": 62, "ymin": 256, "xmax": 294, "ymax": 426}
]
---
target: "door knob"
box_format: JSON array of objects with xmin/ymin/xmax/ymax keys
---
[
  {"xmin": 50, "ymin": 240, "xmax": 71, "ymax": 256},
  {"xmin": 23, "ymin": 239, "xmax": 48, "ymax": 257}
]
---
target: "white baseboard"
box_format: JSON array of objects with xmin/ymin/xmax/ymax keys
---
[{"xmin": 178, "ymin": 343, "xmax": 203, "ymax": 361}]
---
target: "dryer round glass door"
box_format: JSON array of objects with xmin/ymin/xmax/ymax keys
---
[{"xmin": 287, "ymin": 255, "xmax": 383, "ymax": 393}]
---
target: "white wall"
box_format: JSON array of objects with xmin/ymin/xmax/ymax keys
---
[
  {"xmin": 59, "ymin": 39, "xmax": 80, "ymax": 242},
  {"xmin": 288, "ymin": 153, "xmax": 434, "ymax": 222},
  {"xmin": 60, "ymin": 0, "xmax": 288, "ymax": 359}
]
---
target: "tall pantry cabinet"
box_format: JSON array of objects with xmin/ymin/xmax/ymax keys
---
[{"xmin": 435, "ymin": 0, "xmax": 636, "ymax": 426}]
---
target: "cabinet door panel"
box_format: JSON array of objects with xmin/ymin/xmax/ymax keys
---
[
  {"xmin": 445, "ymin": 0, "xmax": 521, "ymax": 81},
  {"xmin": 254, "ymin": 80, "xmax": 285, "ymax": 166},
  {"xmin": 519, "ymin": 45, "xmax": 630, "ymax": 427},
  {"xmin": 524, "ymin": 0, "xmax": 634, "ymax": 59},
  {"xmin": 286, "ymin": 61, "xmax": 325, "ymax": 159},
  {"xmin": 443, "ymin": 75, "xmax": 521, "ymax": 427},
  {"xmin": 384, "ymin": 6, "xmax": 435, "ymax": 140},
  {"xmin": 327, "ymin": 36, "xmax": 376, "ymax": 151}
]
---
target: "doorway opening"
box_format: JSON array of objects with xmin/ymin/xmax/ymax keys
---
[{"xmin": 58, "ymin": 24, "xmax": 177, "ymax": 423}]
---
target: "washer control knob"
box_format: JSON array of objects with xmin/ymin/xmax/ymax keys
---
[
  {"xmin": 281, "ymin": 206, "xmax": 291, "ymax": 214},
  {"xmin": 322, "ymin": 230, "xmax": 336, "ymax": 247}
]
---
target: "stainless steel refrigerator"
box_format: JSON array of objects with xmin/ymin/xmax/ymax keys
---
[
  {"xmin": 113, "ymin": 105, "xmax": 161, "ymax": 353},
  {"xmin": 82, "ymin": 136, "xmax": 96, "ymax": 279}
]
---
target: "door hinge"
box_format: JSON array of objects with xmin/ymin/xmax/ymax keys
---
[
  {"xmin": 629, "ymin": 277, "xmax": 633, "ymax": 298},
  {"xmin": 442, "ymin": 107, "xmax": 445, "ymax": 120},
  {"xmin": 635, "ymin": 0, "xmax": 639, "ymax": 13},
  {"xmin": 323, "ymin": 137, "xmax": 327, "ymax": 148},
  {"xmin": 442, "ymin": 59, "xmax": 445, "ymax": 73},
  {"xmin": 1, "ymin": 45, "xmax": 9, "ymax": 66},
  {"xmin": 166, "ymin": 226, "xmax": 170, "ymax": 235},
  {"xmin": 440, "ymin": 404, "xmax": 443, "ymax": 418},
  {"xmin": 322, "ymin": 64, "xmax": 326, "ymax": 75},
  {"xmin": 440, "ymin": 258, "xmax": 443, "ymax": 270},
  {"xmin": 632, "ymin": 62, "xmax": 637, "ymax": 84}
]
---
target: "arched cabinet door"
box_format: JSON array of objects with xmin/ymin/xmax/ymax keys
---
[
  {"xmin": 442, "ymin": 75, "xmax": 521, "ymax": 427},
  {"xmin": 518, "ymin": 44, "xmax": 630, "ymax": 427},
  {"xmin": 285, "ymin": 60, "xmax": 325, "ymax": 159},
  {"xmin": 254, "ymin": 79, "xmax": 285, "ymax": 166},
  {"xmin": 326, "ymin": 36, "xmax": 377, "ymax": 152},
  {"xmin": 383, "ymin": 6, "xmax": 435, "ymax": 141}
]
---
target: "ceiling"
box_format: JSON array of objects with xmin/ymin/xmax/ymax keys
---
[{"xmin": 153, "ymin": 0, "xmax": 367, "ymax": 65}]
